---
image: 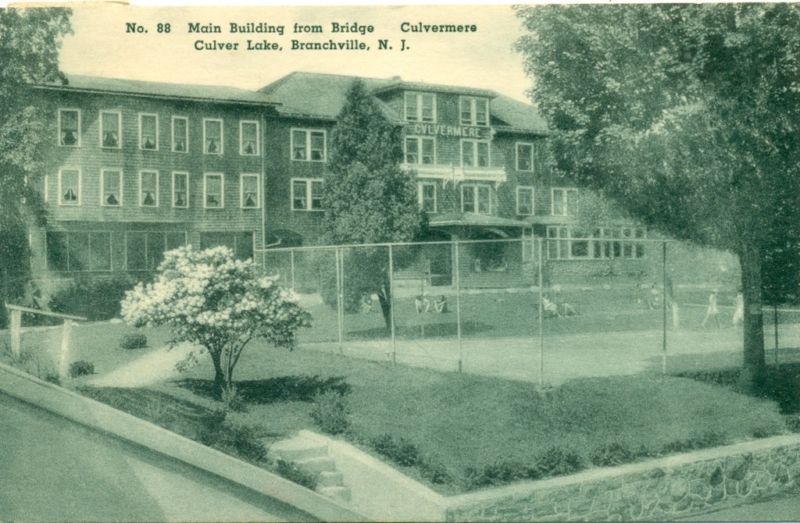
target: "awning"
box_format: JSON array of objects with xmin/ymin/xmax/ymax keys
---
[{"xmin": 430, "ymin": 212, "xmax": 530, "ymax": 228}]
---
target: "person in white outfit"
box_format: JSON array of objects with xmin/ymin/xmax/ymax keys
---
[
  {"xmin": 702, "ymin": 289, "xmax": 720, "ymax": 328},
  {"xmin": 732, "ymin": 291, "xmax": 744, "ymax": 325}
]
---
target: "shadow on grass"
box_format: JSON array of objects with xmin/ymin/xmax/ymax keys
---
[
  {"xmin": 347, "ymin": 320, "xmax": 495, "ymax": 340},
  {"xmin": 77, "ymin": 386, "xmax": 215, "ymax": 421},
  {"xmin": 174, "ymin": 375, "xmax": 350, "ymax": 404}
]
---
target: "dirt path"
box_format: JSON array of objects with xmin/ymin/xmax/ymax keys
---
[{"xmin": 86, "ymin": 342, "xmax": 200, "ymax": 388}]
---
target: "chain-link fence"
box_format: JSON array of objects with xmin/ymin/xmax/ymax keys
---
[{"xmin": 257, "ymin": 238, "xmax": 800, "ymax": 385}]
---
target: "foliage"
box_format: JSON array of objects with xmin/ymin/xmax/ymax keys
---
[
  {"xmin": 121, "ymin": 246, "xmax": 311, "ymax": 396},
  {"xmin": 0, "ymin": 8, "xmax": 72, "ymax": 236},
  {"xmin": 515, "ymin": 4, "xmax": 800, "ymax": 386},
  {"xmin": 68, "ymin": 360, "xmax": 94, "ymax": 378},
  {"xmin": 49, "ymin": 275, "xmax": 136, "ymax": 321},
  {"xmin": 119, "ymin": 333, "xmax": 147, "ymax": 350},
  {"xmin": 275, "ymin": 459, "xmax": 318, "ymax": 490},
  {"xmin": 589, "ymin": 442, "xmax": 637, "ymax": 467},
  {"xmin": 322, "ymin": 79, "xmax": 425, "ymax": 329},
  {"xmin": 464, "ymin": 461, "xmax": 539, "ymax": 489},
  {"xmin": 534, "ymin": 446, "xmax": 585, "ymax": 477},
  {"xmin": 419, "ymin": 459, "xmax": 453, "ymax": 485},
  {"xmin": 310, "ymin": 390, "xmax": 350, "ymax": 435},
  {"xmin": 369, "ymin": 433, "xmax": 422, "ymax": 467}
]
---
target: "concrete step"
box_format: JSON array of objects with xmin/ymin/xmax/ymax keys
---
[
  {"xmin": 296, "ymin": 456, "xmax": 337, "ymax": 474},
  {"xmin": 317, "ymin": 485, "xmax": 351, "ymax": 503},
  {"xmin": 267, "ymin": 437, "xmax": 329, "ymax": 461},
  {"xmin": 317, "ymin": 470, "xmax": 344, "ymax": 487}
]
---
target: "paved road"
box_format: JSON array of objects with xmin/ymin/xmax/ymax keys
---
[{"xmin": 680, "ymin": 493, "xmax": 800, "ymax": 521}]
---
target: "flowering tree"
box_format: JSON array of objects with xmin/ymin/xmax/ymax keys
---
[{"xmin": 122, "ymin": 246, "xmax": 311, "ymax": 397}]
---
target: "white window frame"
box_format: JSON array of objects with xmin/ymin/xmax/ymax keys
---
[
  {"xmin": 404, "ymin": 92, "xmax": 437, "ymax": 123},
  {"xmin": 203, "ymin": 172, "xmax": 225, "ymax": 209},
  {"xmin": 240, "ymin": 173, "xmax": 261, "ymax": 209},
  {"xmin": 99, "ymin": 110, "xmax": 122, "ymax": 149},
  {"xmin": 171, "ymin": 171, "xmax": 189, "ymax": 208},
  {"xmin": 100, "ymin": 168, "xmax": 123, "ymax": 207},
  {"xmin": 417, "ymin": 181, "xmax": 437, "ymax": 213},
  {"xmin": 515, "ymin": 142, "xmax": 535, "ymax": 172},
  {"xmin": 551, "ymin": 187, "xmax": 579, "ymax": 216},
  {"xmin": 203, "ymin": 118, "xmax": 224, "ymax": 155},
  {"xmin": 459, "ymin": 96, "xmax": 490, "ymax": 126},
  {"xmin": 57, "ymin": 167, "xmax": 81, "ymax": 206},
  {"xmin": 461, "ymin": 183, "xmax": 492, "ymax": 215},
  {"xmin": 460, "ymin": 139, "xmax": 491, "ymax": 168},
  {"xmin": 291, "ymin": 177, "xmax": 324, "ymax": 211},
  {"xmin": 57, "ymin": 108, "xmax": 81, "ymax": 147},
  {"xmin": 138, "ymin": 170, "xmax": 159, "ymax": 207},
  {"xmin": 138, "ymin": 113, "xmax": 159, "ymax": 151},
  {"xmin": 239, "ymin": 120, "xmax": 260, "ymax": 156},
  {"xmin": 516, "ymin": 186, "xmax": 534, "ymax": 216},
  {"xmin": 404, "ymin": 136, "xmax": 436, "ymax": 165},
  {"xmin": 171, "ymin": 116, "xmax": 189, "ymax": 153},
  {"xmin": 43, "ymin": 175, "xmax": 48, "ymax": 202},
  {"xmin": 290, "ymin": 128, "xmax": 327, "ymax": 162}
]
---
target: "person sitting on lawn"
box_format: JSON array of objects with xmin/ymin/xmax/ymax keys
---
[
  {"xmin": 433, "ymin": 295, "xmax": 448, "ymax": 313},
  {"xmin": 415, "ymin": 295, "xmax": 431, "ymax": 314},
  {"xmin": 360, "ymin": 294, "xmax": 374, "ymax": 313},
  {"xmin": 558, "ymin": 299, "xmax": 579, "ymax": 317},
  {"xmin": 542, "ymin": 295, "xmax": 561, "ymax": 318}
]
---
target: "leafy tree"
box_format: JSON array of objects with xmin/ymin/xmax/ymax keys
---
[
  {"xmin": 0, "ymin": 8, "xmax": 72, "ymax": 264},
  {"xmin": 122, "ymin": 246, "xmax": 311, "ymax": 398},
  {"xmin": 515, "ymin": 4, "xmax": 800, "ymax": 389},
  {"xmin": 322, "ymin": 79, "xmax": 424, "ymax": 329}
]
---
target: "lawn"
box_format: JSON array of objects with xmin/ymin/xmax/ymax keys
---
[{"xmin": 18, "ymin": 321, "xmax": 786, "ymax": 494}]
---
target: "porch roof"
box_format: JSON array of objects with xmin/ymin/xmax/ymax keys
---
[{"xmin": 429, "ymin": 212, "xmax": 530, "ymax": 228}]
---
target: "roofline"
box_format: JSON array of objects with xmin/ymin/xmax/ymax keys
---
[
  {"xmin": 31, "ymin": 83, "xmax": 281, "ymax": 108},
  {"xmin": 371, "ymin": 82, "xmax": 497, "ymax": 98}
]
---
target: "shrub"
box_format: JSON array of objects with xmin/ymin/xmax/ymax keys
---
[
  {"xmin": 222, "ymin": 384, "xmax": 247, "ymax": 412},
  {"xmin": 464, "ymin": 461, "xmax": 538, "ymax": 489},
  {"xmin": 120, "ymin": 333, "xmax": 147, "ymax": 350},
  {"xmin": 275, "ymin": 459, "xmax": 318, "ymax": 490},
  {"xmin": 589, "ymin": 442, "xmax": 636, "ymax": 467},
  {"xmin": 534, "ymin": 446, "xmax": 584, "ymax": 478},
  {"xmin": 49, "ymin": 275, "xmax": 136, "ymax": 321},
  {"xmin": 786, "ymin": 416, "xmax": 800, "ymax": 433},
  {"xmin": 69, "ymin": 360, "xmax": 95, "ymax": 378},
  {"xmin": 199, "ymin": 410, "xmax": 265, "ymax": 464},
  {"xmin": 419, "ymin": 458, "xmax": 453, "ymax": 485},
  {"xmin": 660, "ymin": 430, "xmax": 727, "ymax": 454},
  {"xmin": 369, "ymin": 433, "xmax": 421, "ymax": 467},
  {"xmin": 310, "ymin": 390, "xmax": 350, "ymax": 435}
]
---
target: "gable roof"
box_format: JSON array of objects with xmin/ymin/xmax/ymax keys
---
[
  {"xmin": 259, "ymin": 71, "xmax": 548, "ymax": 134},
  {"xmin": 35, "ymin": 74, "xmax": 277, "ymax": 106}
]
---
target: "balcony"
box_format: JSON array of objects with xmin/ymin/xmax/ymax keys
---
[{"xmin": 401, "ymin": 163, "xmax": 507, "ymax": 186}]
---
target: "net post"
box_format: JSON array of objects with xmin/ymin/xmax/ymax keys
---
[
  {"xmin": 538, "ymin": 237, "xmax": 544, "ymax": 388},
  {"xmin": 453, "ymin": 239, "xmax": 463, "ymax": 373},
  {"xmin": 388, "ymin": 244, "xmax": 397, "ymax": 366},
  {"xmin": 335, "ymin": 248, "xmax": 343, "ymax": 354},
  {"xmin": 662, "ymin": 241, "xmax": 668, "ymax": 375},
  {"xmin": 290, "ymin": 249, "xmax": 296, "ymax": 291}
]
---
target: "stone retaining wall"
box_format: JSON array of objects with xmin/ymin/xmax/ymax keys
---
[{"xmin": 445, "ymin": 434, "xmax": 800, "ymax": 522}]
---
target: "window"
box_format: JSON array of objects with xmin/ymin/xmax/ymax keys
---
[
  {"xmin": 100, "ymin": 111, "xmax": 121, "ymax": 148},
  {"xmin": 58, "ymin": 109, "xmax": 80, "ymax": 147},
  {"xmin": 291, "ymin": 178, "xmax": 323, "ymax": 211},
  {"xmin": 405, "ymin": 136, "xmax": 435, "ymax": 165},
  {"xmin": 172, "ymin": 171, "xmax": 189, "ymax": 208},
  {"xmin": 58, "ymin": 168, "xmax": 81, "ymax": 206},
  {"xmin": 461, "ymin": 140, "xmax": 490, "ymax": 168},
  {"xmin": 139, "ymin": 170, "xmax": 159, "ymax": 207},
  {"xmin": 291, "ymin": 129, "xmax": 326, "ymax": 162},
  {"xmin": 461, "ymin": 184, "xmax": 492, "ymax": 214},
  {"xmin": 405, "ymin": 92, "xmax": 436, "ymax": 123},
  {"xmin": 172, "ymin": 116, "xmax": 188, "ymax": 153},
  {"xmin": 516, "ymin": 186, "xmax": 534, "ymax": 215},
  {"xmin": 204, "ymin": 173, "xmax": 224, "ymax": 208},
  {"xmin": 46, "ymin": 231, "xmax": 111, "ymax": 271},
  {"xmin": 417, "ymin": 182, "xmax": 437, "ymax": 213},
  {"xmin": 126, "ymin": 231, "xmax": 186, "ymax": 270},
  {"xmin": 100, "ymin": 169, "xmax": 122, "ymax": 206},
  {"xmin": 551, "ymin": 187, "xmax": 579, "ymax": 216},
  {"xmin": 240, "ymin": 120, "xmax": 259, "ymax": 156},
  {"xmin": 203, "ymin": 118, "xmax": 223, "ymax": 154},
  {"xmin": 240, "ymin": 173, "xmax": 260, "ymax": 209},
  {"xmin": 459, "ymin": 96, "xmax": 489, "ymax": 126},
  {"xmin": 200, "ymin": 232, "xmax": 254, "ymax": 261},
  {"xmin": 516, "ymin": 143, "xmax": 534, "ymax": 172},
  {"xmin": 548, "ymin": 226, "xmax": 646, "ymax": 260},
  {"xmin": 139, "ymin": 113, "xmax": 158, "ymax": 150}
]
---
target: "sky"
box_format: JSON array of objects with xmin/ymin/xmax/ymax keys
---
[{"xmin": 57, "ymin": 4, "xmax": 535, "ymax": 102}]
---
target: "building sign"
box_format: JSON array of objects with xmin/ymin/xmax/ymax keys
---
[{"xmin": 407, "ymin": 123, "xmax": 490, "ymax": 139}]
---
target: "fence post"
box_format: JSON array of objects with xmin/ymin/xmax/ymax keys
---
[
  {"xmin": 59, "ymin": 319, "xmax": 72, "ymax": 378},
  {"xmin": 537, "ymin": 238, "xmax": 544, "ymax": 388},
  {"xmin": 453, "ymin": 240, "xmax": 463, "ymax": 373},
  {"xmin": 335, "ymin": 248, "xmax": 343, "ymax": 354},
  {"xmin": 9, "ymin": 307, "xmax": 21, "ymax": 357},
  {"xmin": 388, "ymin": 244, "xmax": 397, "ymax": 366},
  {"xmin": 774, "ymin": 305, "xmax": 779, "ymax": 367},
  {"xmin": 290, "ymin": 249, "xmax": 296, "ymax": 291},
  {"xmin": 662, "ymin": 241, "xmax": 668, "ymax": 375}
]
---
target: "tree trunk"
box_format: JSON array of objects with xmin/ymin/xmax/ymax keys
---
[
  {"xmin": 377, "ymin": 283, "xmax": 392, "ymax": 333},
  {"xmin": 209, "ymin": 349, "xmax": 225, "ymax": 398},
  {"xmin": 739, "ymin": 243, "xmax": 766, "ymax": 392}
]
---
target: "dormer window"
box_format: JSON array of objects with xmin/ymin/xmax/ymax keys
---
[
  {"xmin": 460, "ymin": 96, "xmax": 489, "ymax": 126},
  {"xmin": 405, "ymin": 92, "xmax": 436, "ymax": 123}
]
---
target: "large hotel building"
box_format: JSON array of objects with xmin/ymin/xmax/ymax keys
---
[{"xmin": 27, "ymin": 71, "xmax": 656, "ymax": 283}]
